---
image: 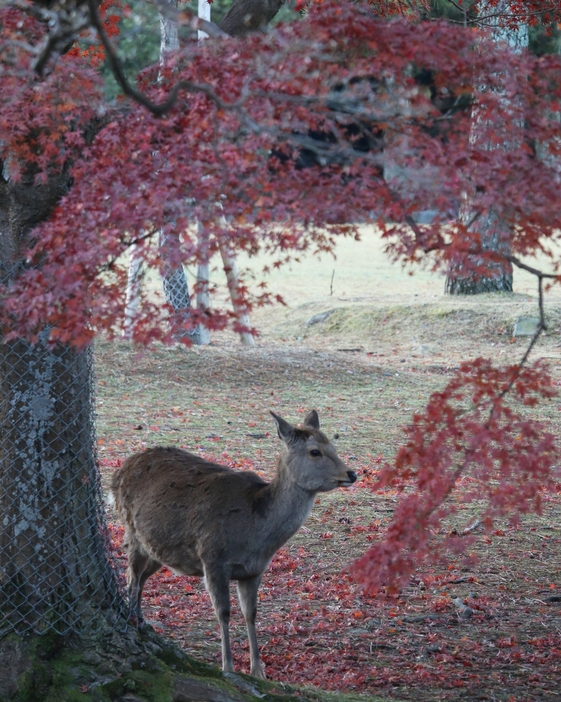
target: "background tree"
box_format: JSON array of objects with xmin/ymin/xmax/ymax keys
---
[
  {"xmin": 421, "ymin": 0, "xmax": 560, "ymax": 294},
  {"xmin": 1, "ymin": 0, "xmax": 561, "ymax": 697}
]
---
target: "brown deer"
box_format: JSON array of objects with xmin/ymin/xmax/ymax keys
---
[{"xmin": 110, "ymin": 410, "xmax": 357, "ymax": 679}]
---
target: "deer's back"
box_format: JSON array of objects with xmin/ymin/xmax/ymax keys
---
[{"xmin": 111, "ymin": 447, "xmax": 272, "ymax": 576}]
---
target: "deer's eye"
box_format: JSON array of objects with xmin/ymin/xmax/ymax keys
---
[{"xmin": 310, "ymin": 449, "xmax": 322, "ymax": 457}]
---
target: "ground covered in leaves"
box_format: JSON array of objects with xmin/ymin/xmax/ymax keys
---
[{"xmin": 96, "ymin": 234, "xmax": 561, "ymax": 701}]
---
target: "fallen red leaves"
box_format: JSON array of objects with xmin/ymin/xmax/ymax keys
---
[{"xmin": 102, "ymin": 457, "xmax": 561, "ymax": 699}]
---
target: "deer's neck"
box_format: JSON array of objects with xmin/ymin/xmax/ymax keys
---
[{"xmin": 259, "ymin": 459, "xmax": 316, "ymax": 551}]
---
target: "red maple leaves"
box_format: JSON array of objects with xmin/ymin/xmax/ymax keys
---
[
  {"xmin": 354, "ymin": 359, "xmax": 558, "ymax": 593},
  {"xmin": 3, "ymin": 2, "xmax": 561, "ymax": 344}
]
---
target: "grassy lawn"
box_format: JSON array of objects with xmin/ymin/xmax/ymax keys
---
[{"xmin": 96, "ymin": 228, "xmax": 561, "ymax": 701}]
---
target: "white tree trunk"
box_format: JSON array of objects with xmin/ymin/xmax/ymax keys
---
[
  {"xmin": 220, "ymin": 243, "xmax": 255, "ymax": 347},
  {"xmin": 160, "ymin": 0, "xmax": 179, "ymax": 56},
  {"xmin": 198, "ymin": 0, "xmax": 211, "ymax": 40},
  {"xmin": 123, "ymin": 245, "xmax": 143, "ymax": 340},
  {"xmin": 196, "ymin": 221, "xmax": 211, "ymax": 345}
]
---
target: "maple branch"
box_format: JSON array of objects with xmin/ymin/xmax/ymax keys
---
[
  {"xmin": 400, "ymin": 215, "xmax": 558, "ymax": 417},
  {"xmin": 100, "ymin": 230, "xmax": 160, "ymax": 273},
  {"xmin": 506, "ymin": 254, "xmax": 559, "ymax": 281},
  {"xmin": 404, "ymin": 215, "xmax": 427, "ymax": 247},
  {"xmin": 1, "ymin": 38, "xmax": 40, "ymax": 55},
  {"xmin": 504, "ymin": 253, "xmax": 561, "ymax": 374},
  {"xmin": 401, "ymin": 271, "xmax": 550, "ymax": 555},
  {"xmin": 87, "ymin": 0, "xmax": 229, "ymax": 116},
  {"xmin": 495, "ymin": 257, "xmax": 553, "ymax": 400},
  {"xmin": 188, "ymin": 15, "xmax": 229, "ymax": 39},
  {"xmin": 9, "ymin": 0, "xmax": 90, "ymax": 74}
]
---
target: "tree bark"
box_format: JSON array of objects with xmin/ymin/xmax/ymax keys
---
[
  {"xmin": 445, "ymin": 8, "xmax": 526, "ymax": 295},
  {"xmin": 158, "ymin": 0, "xmax": 201, "ymax": 343},
  {"xmin": 0, "ymin": 161, "xmax": 127, "ymax": 690},
  {"xmin": 219, "ymin": 243, "xmax": 255, "ymax": 346},
  {"xmin": 445, "ymin": 210, "xmax": 513, "ymax": 294},
  {"xmin": 0, "ymin": 338, "xmax": 123, "ymax": 636},
  {"xmin": 195, "ymin": 222, "xmax": 211, "ymax": 345},
  {"xmin": 123, "ymin": 244, "xmax": 144, "ymax": 340}
]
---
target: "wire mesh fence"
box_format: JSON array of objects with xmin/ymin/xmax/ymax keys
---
[
  {"xmin": 0, "ymin": 246, "xmax": 200, "ymax": 636},
  {"xmin": 0, "ymin": 339, "xmax": 128, "ymax": 638},
  {"xmin": 162, "ymin": 264, "xmax": 200, "ymax": 343},
  {"xmin": 160, "ymin": 231, "xmax": 200, "ymax": 343}
]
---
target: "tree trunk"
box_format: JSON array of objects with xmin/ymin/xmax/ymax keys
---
[
  {"xmin": 445, "ymin": 210, "xmax": 513, "ymax": 294},
  {"xmin": 158, "ymin": 0, "xmax": 202, "ymax": 344},
  {"xmin": 198, "ymin": 0, "xmax": 211, "ymax": 40},
  {"xmin": 219, "ymin": 243, "xmax": 255, "ymax": 346},
  {"xmin": 0, "ymin": 338, "xmax": 124, "ymax": 637},
  {"xmin": 0, "ymin": 162, "xmax": 131, "ymax": 698},
  {"xmin": 196, "ymin": 222, "xmax": 211, "ymax": 346},
  {"xmin": 123, "ymin": 244, "xmax": 144, "ymax": 340},
  {"xmin": 122, "ymin": 0, "xmax": 199, "ymax": 343},
  {"xmin": 445, "ymin": 10, "xmax": 526, "ymax": 295},
  {"xmin": 219, "ymin": 0, "xmax": 284, "ymax": 36}
]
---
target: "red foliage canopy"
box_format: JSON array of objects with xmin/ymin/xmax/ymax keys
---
[{"xmin": 1, "ymin": 0, "xmax": 560, "ymax": 590}]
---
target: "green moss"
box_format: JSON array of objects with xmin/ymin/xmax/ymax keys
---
[
  {"xmin": 99, "ymin": 669, "xmax": 174, "ymax": 702},
  {"xmin": 3, "ymin": 630, "xmax": 396, "ymax": 702},
  {"xmin": 16, "ymin": 660, "xmax": 52, "ymax": 702},
  {"xmin": 152, "ymin": 644, "xmax": 223, "ymax": 680}
]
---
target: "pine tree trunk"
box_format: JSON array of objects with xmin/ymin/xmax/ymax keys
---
[
  {"xmin": 445, "ymin": 210, "xmax": 513, "ymax": 294},
  {"xmin": 445, "ymin": 10, "xmax": 525, "ymax": 296}
]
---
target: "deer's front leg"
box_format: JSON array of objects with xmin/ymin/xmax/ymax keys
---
[
  {"xmin": 204, "ymin": 565, "xmax": 234, "ymax": 672},
  {"xmin": 237, "ymin": 575, "xmax": 265, "ymax": 679}
]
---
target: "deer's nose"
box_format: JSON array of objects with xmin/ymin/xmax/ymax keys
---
[{"xmin": 347, "ymin": 471, "xmax": 357, "ymax": 484}]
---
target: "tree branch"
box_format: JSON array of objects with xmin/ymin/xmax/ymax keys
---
[{"xmin": 87, "ymin": 0, "xmax": 231, "ymax": 116}]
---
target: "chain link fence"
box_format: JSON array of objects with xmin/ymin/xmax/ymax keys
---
[
  {"xmin": 161, "ymin": 264, "xmax": 201, "ymax": 344},
  {"xmin": 0, "ymin": 246, "xmax": 199, "ymax": 637},
  {"xmin": 160, "ymin": 230, "xmax": 201, "ymax": 344},
  {"xmin": 0, "ymin": 339, "xmax": 128, "ymax": 637}
]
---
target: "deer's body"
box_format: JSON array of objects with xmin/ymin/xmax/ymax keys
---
[{"xmin": 111, "ymin": 411, "xmax": 356, "ymax": 679}]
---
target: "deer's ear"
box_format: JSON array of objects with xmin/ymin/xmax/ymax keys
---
[
  {"xmin": 303, "ymin": 410, "xmax": 320, "ymax": 430},
  {"xmin": 270, "ymin": 411, "xmax": 296, "ymax": 444}
]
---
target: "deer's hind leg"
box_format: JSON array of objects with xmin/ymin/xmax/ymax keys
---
[
  {"xmin": 125, "ymin": 533, "xmax": 161, "ymax": 623},
  {"xmin": 237, "ymin": 575, "xmax": 265, "ymax": 679}
]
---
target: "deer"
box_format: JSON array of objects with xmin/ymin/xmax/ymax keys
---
[{"xmin": 110, "ymin": 409, "xmax": 357, "ymax": 679}]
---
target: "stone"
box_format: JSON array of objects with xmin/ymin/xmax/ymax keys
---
[
  {"xmin": 306, "ymin": 309, "xmax": 335, "ymax": 326},
  {"xmin": 83, "ymin": 651, "xmax": 103, "ymax": 665},
  {"xmin": 513, "ymin": 317, "xmax": 540, "ymax": 337}
]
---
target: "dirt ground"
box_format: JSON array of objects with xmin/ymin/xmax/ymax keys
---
[{"xmin": 96, "ymin": 230, "xmax": 561, "ymax": 702}]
